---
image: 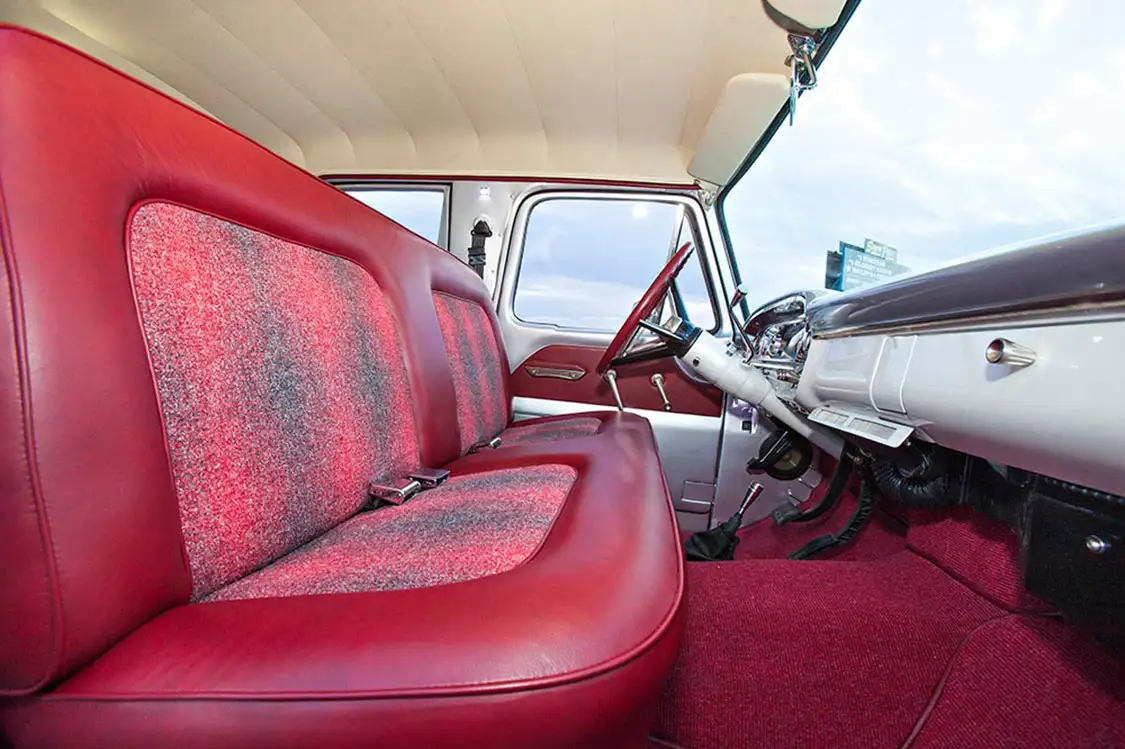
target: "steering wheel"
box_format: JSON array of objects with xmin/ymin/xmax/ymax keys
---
[{"xmin": 595, "ymin": 241, "xmax": 697, "ymax": 376}]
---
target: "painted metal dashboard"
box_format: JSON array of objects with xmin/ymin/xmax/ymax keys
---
[{"xmin": 742, "ymin": 224, "xmax": 1125, "ymax": 497}]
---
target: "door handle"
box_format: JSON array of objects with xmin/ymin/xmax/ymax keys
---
[{"xmin": 525, "ymin": 364, "xmax": 586, "ymax": 381}]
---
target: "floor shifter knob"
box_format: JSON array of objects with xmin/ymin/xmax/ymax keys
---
[
  {"xmin": 683, "ymin": 482, "xmax": 764, "ymax": 562},
  {"xmin": 737, "ymin": 483, "xmax": 764, "ymax": 515}
]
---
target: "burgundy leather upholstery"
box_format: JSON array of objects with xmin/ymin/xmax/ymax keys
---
[{"xmin": 0, "ymin": 25, "xmax": 683, "ymax": 749}]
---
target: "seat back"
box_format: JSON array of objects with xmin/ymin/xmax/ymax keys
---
[
  {"xmin": 131, "ymin": 202, "xmax": 420, "ymax": 598},
  {"xmin": 433, "ymin": 293, "xmax": 511, "ymax": 452},
  {"xmin": 0, "ymin": 25, "xmax": 510, "ymax": 694}
]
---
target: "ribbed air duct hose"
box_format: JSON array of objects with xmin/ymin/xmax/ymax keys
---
[{"xmin": 870, "ymin": 446, "xmax": 953, "ymax": 508}]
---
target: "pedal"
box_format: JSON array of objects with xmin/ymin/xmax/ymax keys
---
[{"xmin": 772, "ymin": 500, "xmax": 803, "ymax": 526}]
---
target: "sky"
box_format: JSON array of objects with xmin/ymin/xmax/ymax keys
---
[
  {"xmin": 725, "ymin": 0, "xmax": 1125, "ymax": 307},
  {"xmin": 515, "ymin": 198, "xmax": 717, "ymax": 331}
]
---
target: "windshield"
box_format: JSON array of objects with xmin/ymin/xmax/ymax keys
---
[{"xmin": 722, "ymin": 0, "xmax": 1125, "ymax": 309}]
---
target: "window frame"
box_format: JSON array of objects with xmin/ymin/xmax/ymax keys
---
[
  {"xmin": 713, "ymin": 0, "xmax": 861, "ymax": 317},
  {"xmin": 330, "ymin": 180, "xmax": 452, "ymax": 249},
  {"xmin": 502, "ymin": 189, "xmax": 724, "ymax": 336}
]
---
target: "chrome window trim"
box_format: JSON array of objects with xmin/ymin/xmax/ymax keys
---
[{"xmin": 329, "ymin": 180, "xmax": 452, "ymax": 249}]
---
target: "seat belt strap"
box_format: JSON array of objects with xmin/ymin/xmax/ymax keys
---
[{"xmin": 466, "ymin": 219, "xmax": 492, "ymax": 279}]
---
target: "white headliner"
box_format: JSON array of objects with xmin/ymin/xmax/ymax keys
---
[{"xmin": 3, "ymin": 0, "xmax": 844, "ymax": 182}]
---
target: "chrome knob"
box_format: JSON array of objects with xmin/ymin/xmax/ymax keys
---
[
  {"xmin": 985, "ymin": 338, "xmax": 1036, "ymax": 367},
  {"xmin": 1086, "ymin": 535, "xmax": 1110, "ymax": 555}
]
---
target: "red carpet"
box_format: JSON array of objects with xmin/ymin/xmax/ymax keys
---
[{"xmin": 656, "ymin": 511, "xmax": 1125, "ymax": 748}]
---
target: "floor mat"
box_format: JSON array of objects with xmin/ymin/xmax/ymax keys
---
[
  {"xmin": 654, "ymin": 552, "xmax": 1003, "ymax": 748},
  {"xmin": 906, "ymin": 615, "xmax": 1125, "ymax": 748}
]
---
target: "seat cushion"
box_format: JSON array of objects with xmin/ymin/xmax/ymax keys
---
[
  {"xmin": 205, "ymin": 465, "xmax": 577, "ymax": 601},
  {"xmin": 3, "ymin": 414, "xmax": 684, "ymax": 749},
  {"xmin": 502, "ymin": 413, "xmax": 607, "ymax": 447}
]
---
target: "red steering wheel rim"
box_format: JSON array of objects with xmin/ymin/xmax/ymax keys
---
[{"xmin": 595, "ymin": 241, "xmax": 695, "ymax": 376}]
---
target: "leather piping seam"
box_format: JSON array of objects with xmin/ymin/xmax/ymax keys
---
[
  {"xmin": 122, "ymin": 202, "xmax": 194, "ymax": 597},
  {"xmin": 40, "ymin": 612, "xmax": 680, "ymax": 703},
  {"xmin": 0, "ymin": 145, "xmax": 66, "ymax": 695},
  {"xmin": 44, "ymin": 427, "xmax": 685, "ymax": 701},
  {"xmin": 504, "ymin": 412, "xmax": 608, "ymax": 437}
]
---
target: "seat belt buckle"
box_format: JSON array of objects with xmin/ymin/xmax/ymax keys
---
[
  {"xmin": 368, "ymin": 477, "xmax": 422, "ymax": 506},
  {"xmin": 408, "ymin": 467, "xmax": 450, "ymax": 488},
  {"xmin": 468, "ymin": 436, "xmax": 502, "ymax": 454}
]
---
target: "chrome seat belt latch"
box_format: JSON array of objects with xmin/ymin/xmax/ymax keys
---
[
  {"xmin": 368, "ymin": 477, "xmax": 422, "ymax": 506},
  {"xmin": 368, "ymin": 468, "xmax": 450, "ymax": 506},
  {"xmin": 467, "ymin": 436, "xmax": 502, "ymax": 454},
  {"xmin": 408, "ymin": 467, "xmax": 450, "ymax": 488}
]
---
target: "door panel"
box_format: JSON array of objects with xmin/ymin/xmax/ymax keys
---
[
  {"xmin": 511, "ymin": 344, "xmax": 723, "ymax": 417},
  {"xmin": 496, "ymin": 188, "xmax": 730, "ymax": 531}
]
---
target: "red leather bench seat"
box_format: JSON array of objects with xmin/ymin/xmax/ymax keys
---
[{"xmin": 0, "ymin": 26, "xmax": 683, "ymax": 749}]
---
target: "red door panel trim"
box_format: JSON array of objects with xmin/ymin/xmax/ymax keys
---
[{"xmin": 511, "ymin": 345, "xmax": 723, "ymax": 417}]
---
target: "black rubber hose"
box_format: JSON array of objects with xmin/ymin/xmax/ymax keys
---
[
  {"xmin": 790, "ymin": 448, "xmax": 854, "ymax": 523},
  {"xmin": 870, "ymin": 449, "xmax": 951, "ymax": 507}
]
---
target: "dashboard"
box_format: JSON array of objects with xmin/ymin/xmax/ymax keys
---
[
  {"xmin": 680, "ymin": 226, "xmax": 1125, "ymax": 648},
  {"xmin": 729, "ymin": 224, "xmax": 1125, "ymax": 499}
]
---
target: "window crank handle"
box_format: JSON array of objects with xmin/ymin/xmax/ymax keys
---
[
  {"xmin": 650, "ymin": 373, "xmax": 672, "ymax": 411},
  {"xmin": 605, "ymin": 369, "xmax": 625, "ymax": 411}
]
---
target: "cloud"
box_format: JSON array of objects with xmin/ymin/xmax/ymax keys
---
[{"xmin": 722, "ymin": 0, "xmax": 1125, "ymax": 306}]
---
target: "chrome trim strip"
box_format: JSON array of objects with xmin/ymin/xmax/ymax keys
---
[
  {"xmin": 806, "ymin": 223, "xmax": 1125, "ymax": 338},
  {"xmin": 511, "ymin": 396, "xmax": 720, "ymax": 428},
  {"xmin": 524, "ymin": 365, "xmax": 586, "ymax": 381}
]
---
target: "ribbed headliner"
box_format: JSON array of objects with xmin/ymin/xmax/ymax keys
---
[{"xmin": 10, "ymin": 0, "xmax": 844, "ymax": 181}]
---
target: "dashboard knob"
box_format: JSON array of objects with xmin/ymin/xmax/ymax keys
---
[{"xmin": 985, "ymin": 338, "xmax": 1036, "ymax": 367}]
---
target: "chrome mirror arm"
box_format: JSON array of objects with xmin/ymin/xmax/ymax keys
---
[{"xmin": 727, "ymin": 284, "xmax": 754, "ymax": 353}]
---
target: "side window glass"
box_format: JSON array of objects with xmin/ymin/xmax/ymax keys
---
[
  {"xmin": 514, "ymin": 198, "xmax": 717, "ymax": 332},
  {"xmin": 669, "ymin": 214, "xmax": 716, "ymax": 330},
  {"xmin": 344, "ymin": 188, "xmax": 447, "ymax": 247}
]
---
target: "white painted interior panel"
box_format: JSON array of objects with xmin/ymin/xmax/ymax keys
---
[{"xmin": 798, "ymin": 320, "xmax": 1125, "ymax": 496}]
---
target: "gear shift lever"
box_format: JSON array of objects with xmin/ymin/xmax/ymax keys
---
[{"xmin": 684, "ymin": 483, "xmax": 764, "ymax": 561}]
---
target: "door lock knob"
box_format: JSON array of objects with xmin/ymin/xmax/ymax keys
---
[{"xmin": 651, "ymin": 373, "xmax": 672, "ymax": 411}]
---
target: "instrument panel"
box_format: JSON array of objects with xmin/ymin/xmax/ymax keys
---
[{"xmin": 739, "ymin": 291, "xmax": 823, "ymax": 406}]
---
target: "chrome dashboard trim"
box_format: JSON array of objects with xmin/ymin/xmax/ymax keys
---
[{"xmin": 805, "ymin": 223, "xmax": 1125, "ymax": 338}]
